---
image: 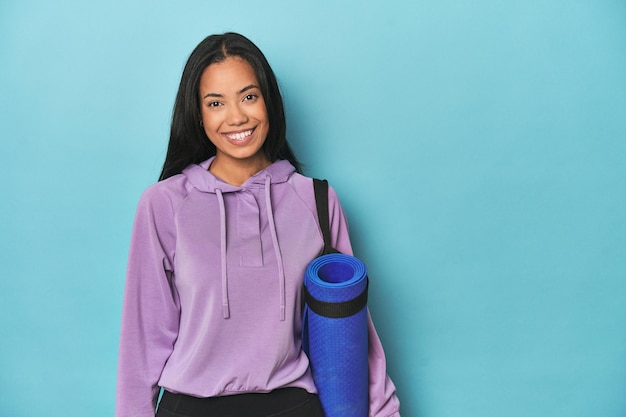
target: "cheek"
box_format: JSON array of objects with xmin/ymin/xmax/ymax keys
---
[
  {"xmin": 200, "ymin": 117, "xmax": 221, "ymax": 144},
  {"xmin": 256, "ymin": 105, "xmax": 270, "ymax": 128},
  {"xmin": 200, "ymin": 111, "xmax": 220, "ymax": 132}
]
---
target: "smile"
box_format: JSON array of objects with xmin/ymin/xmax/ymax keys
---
[{"xmin": 224, "ymin": 128, "xmax": 254, "ymax": 141}]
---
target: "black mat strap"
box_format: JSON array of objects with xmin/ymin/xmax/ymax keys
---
[{"xmin": 303, "ymin": 280, "xmax": 369, "ymax": 318}]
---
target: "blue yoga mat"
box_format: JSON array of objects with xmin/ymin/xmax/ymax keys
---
[{"xmin": 303, "ymin": 253, "xmax": 369, "ymax": 417}]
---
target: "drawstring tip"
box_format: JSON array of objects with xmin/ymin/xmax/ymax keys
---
[
  {"xmin": 223, "ymin": 305, "xmax": 230, "ymax": 319},
  {"xmin": 280, "ymin": 306, "xmax": 285, "ymax": 321}
]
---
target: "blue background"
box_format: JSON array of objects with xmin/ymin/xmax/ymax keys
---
[{"xmin": 1, "ymin": 1, "xmax": 625, "ymax": 416}]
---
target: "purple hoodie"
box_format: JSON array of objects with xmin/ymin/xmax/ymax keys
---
[{"xmin": 116, "ymin": 158, "xmax": 400, "ymax": 417}]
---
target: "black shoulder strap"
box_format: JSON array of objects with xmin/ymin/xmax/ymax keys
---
[
  {"xmin": 313, "ymin": 179, "xmax": 331, "ymax": 250},
  {"xmin": 313, "ymin": 179, "xmax": 339, "ymax": 255}
]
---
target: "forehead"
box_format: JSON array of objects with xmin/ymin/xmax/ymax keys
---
[{"xmin": 199, "ymin": 57, "xmax": 259, "ymax": 92}]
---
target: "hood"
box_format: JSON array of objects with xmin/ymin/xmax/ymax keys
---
[{"xmin": 182, "ymin": 157, "xmax": 295, "ymax": 194}]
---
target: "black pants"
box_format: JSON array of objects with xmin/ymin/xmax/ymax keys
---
[{"xmin": 156, "ymin": 388, "xmax": 325, "ymax": 417}]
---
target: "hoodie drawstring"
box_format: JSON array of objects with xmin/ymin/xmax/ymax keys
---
[
  {"xmin": 215, "ymin": 188, "xmax": 230, "ymax": 319},
  {"xmin": 265, "ymin": 175, "xmax": 287, "ymax": 321},
  {"xmin": 213, "ymin": 178, "xmax": 286, "ymax": 321}
]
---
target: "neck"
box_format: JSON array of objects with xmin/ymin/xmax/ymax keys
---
[{"xmin": 209, "ymin": 156, "xmax": 271, "ymax": 186}]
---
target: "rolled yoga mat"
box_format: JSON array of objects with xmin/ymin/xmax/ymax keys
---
[{"xmin": 303, "ymin": 253, "xmax": 369, "ymax": 417}]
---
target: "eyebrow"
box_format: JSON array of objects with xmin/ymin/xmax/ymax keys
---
[{"xmin": 202, "ymin": 84, "xmax": 260, "ymax": 99}]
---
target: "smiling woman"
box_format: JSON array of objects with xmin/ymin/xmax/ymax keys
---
[
  {"xmin": 199, "ymin": 57, "xmax": 271, "ymax": 186},
  {"xmin": 115, "ymin": 32, "xmax": 401, "ymax": 417},
  {"xmin": 157, "ymin": 33, "xmax": 299, "ymax": 183}
]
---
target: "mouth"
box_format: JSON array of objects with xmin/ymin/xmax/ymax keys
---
[{"xmin": 223, "ymin": 128, "xmax": 255, "ymax": 141}]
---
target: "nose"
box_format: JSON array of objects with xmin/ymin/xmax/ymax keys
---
[{"xmin": 226, "ymin": 103, "xmax": 248, "ymax": 126}]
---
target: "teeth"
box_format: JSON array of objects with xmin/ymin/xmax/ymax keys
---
[{"xmin": 225, "ymin": 129, "xmax": 253, "ymax": 141}]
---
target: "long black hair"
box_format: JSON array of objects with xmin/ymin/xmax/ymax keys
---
[{"xmin": 159, "ymin": 32, "xmax": 301, "ymax": 181}]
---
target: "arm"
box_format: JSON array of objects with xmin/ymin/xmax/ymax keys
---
[
  {"xmin": 327, "ymin": 186, "xmax": 402, "ymax": 417},
  {"xmin": 366, "ymin": 312, "xmax": 401, "ymax": 417},
  {"xmin": 116, "ymin": 186, "xmax": 180, "ymax": 417}
]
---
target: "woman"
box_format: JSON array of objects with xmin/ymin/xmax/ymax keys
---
[{"xmin": 116, "ymin": 32, "xmax": 401, "ymax": 417}]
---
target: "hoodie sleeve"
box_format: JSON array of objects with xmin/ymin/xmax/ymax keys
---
[
  {"xmin": 327, "ymin": 186, "xmax": 402, "ymax": 417},
  {"xmin": 116, "ymin": 185, "xmax": 180, "ymax": 417}
]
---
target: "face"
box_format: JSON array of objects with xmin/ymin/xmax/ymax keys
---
[{"xmin": 199, "ymin": 56, "xmax": 270, "ymax": 176}]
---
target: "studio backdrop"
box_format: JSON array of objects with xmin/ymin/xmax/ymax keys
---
[{"xmin": 1, "ymin": 0, "xmax": 625, "ymax": 416}]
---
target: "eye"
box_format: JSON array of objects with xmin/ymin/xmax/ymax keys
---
[
  {"xmin": 207, "ymin": 101, "xmax": 222, "ymax": 108},
  {"xmin": 243, "ymin": 94, "xmax": 258, "ymax": 102}
]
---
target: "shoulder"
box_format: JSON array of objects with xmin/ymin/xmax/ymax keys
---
[
  {"xmin": 136, "ymin": 174, "xmax": 191, "ymax": 216},
  {"xmin": 287, "ymin": 172, "xmax": 314, "ymax": 191},
  {"xmin": 286, "ymin": 173, "xmax": 344, "ymax": 208}
]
